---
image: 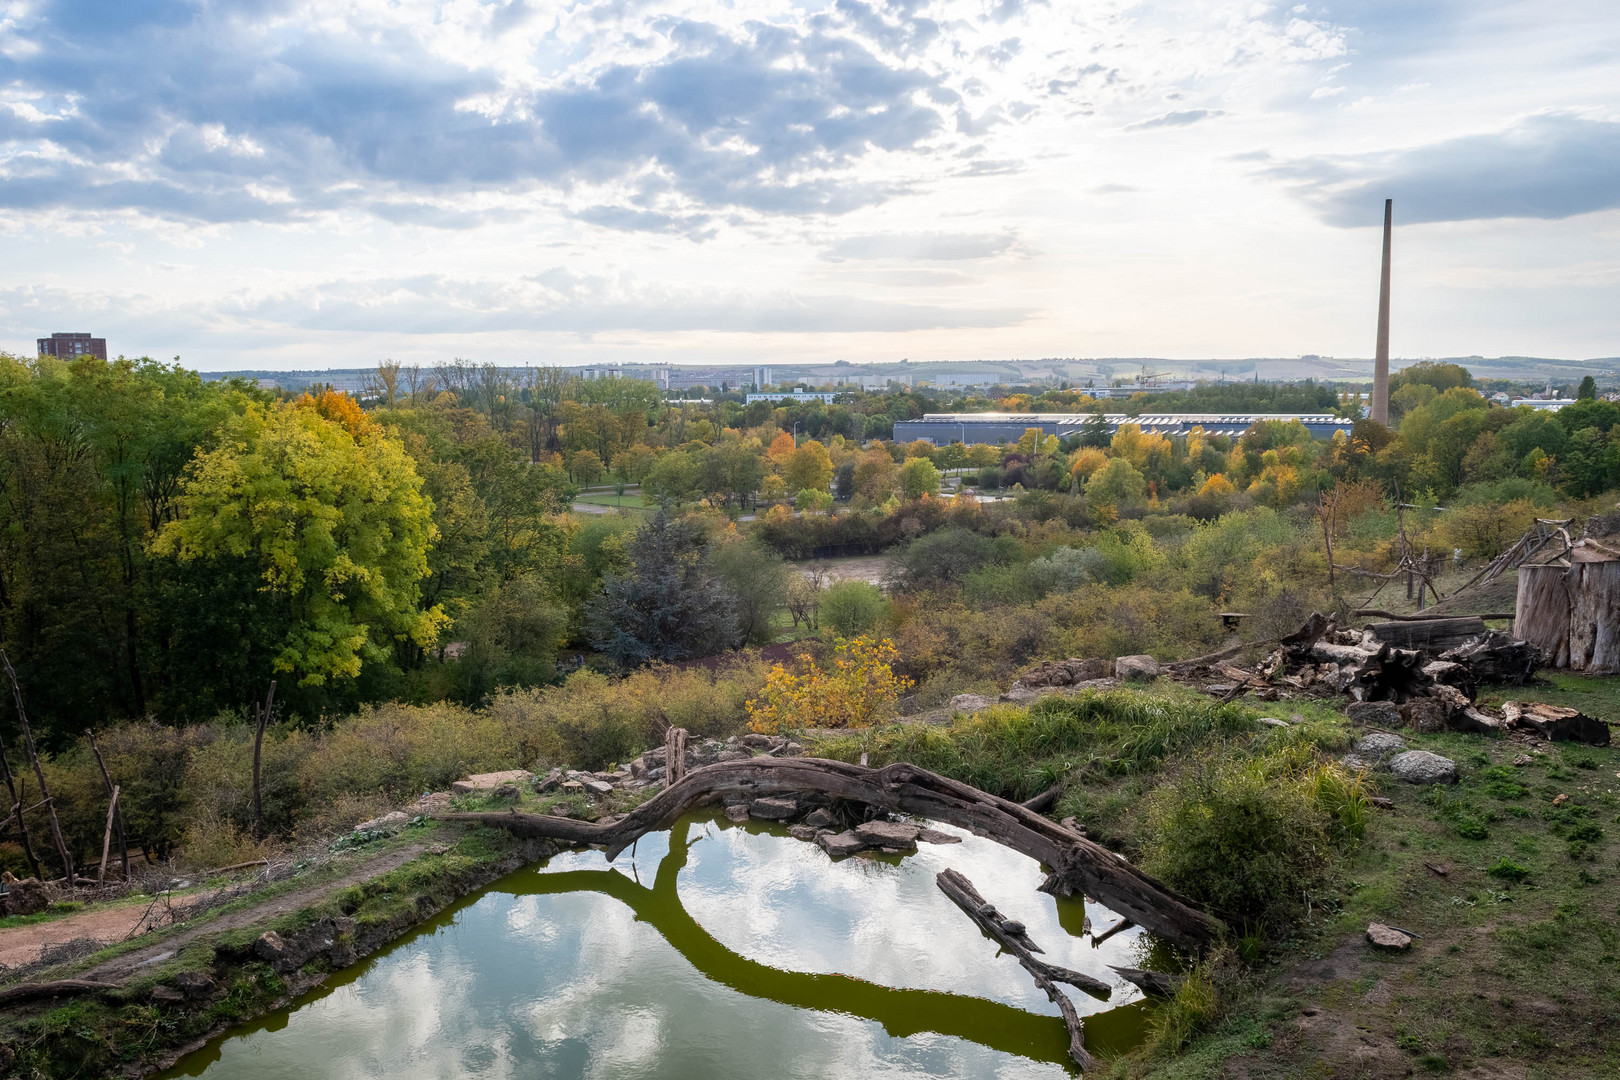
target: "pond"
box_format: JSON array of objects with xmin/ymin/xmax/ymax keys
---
[{"xmin": 161, "ymin": 813, "xmax": 1159, "ymax": 1079}]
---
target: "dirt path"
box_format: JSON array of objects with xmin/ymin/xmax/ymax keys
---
[{"xmin": 0, "ymin": 840, "xmax": 432, "ymax": 983}]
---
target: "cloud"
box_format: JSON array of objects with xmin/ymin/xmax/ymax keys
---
[
  {"xmin": 1126, "ymin": 109, "xmax": 1225, "ymax": 131},
  {"xmin": 822, "ymin": 232, "xmax": 1018, "ymax": 261},
  {"xmin": 0, "ymin": 3, "xmax": 953, "ymax": 228},
  {"xmin": 1261, "ymin": 113, "xmax": 1620, "ymax": 226}
]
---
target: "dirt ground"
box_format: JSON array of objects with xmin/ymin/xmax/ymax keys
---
[{"xmin": 0, "ymin": 839, "xmax": 432, "ymax": 982}]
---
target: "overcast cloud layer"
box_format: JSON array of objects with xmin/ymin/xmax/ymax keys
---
[{"xmin": 2, "ymin": 0, "xmax": 1617, "ymax": 367}]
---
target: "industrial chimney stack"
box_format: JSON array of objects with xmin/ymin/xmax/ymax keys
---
[{"xmin": 1369, "ymin": 198, "xmax": 1393, "ymax": 425}]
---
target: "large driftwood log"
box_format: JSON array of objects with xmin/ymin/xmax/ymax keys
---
[
  {"xmin": 936, "ymin": 867, "xmax": 1099, "ymax": 1071},
  {"xmin": 1501, "ymin": 701, "xmax": 1611, "ymax": 746},
  {"xmin": 1366, "ymin": 617, "xmax": 1487, "ymax": 653},
  {"xmin": 1439, "ymin": 631, "xmax": 1542, "ymax": 685},
  {"xmin": 0, "ymin": 979, "xmax": 119, "ymax": 1006},
  {"xmin": 447, "ymin": 757, "xmax": 1225, "ymax": 951}
]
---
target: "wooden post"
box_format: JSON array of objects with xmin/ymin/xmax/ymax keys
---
[
  {"xmin": 97, "ymin": 786, "xmax": 119, "ymax": 888},
  {"xmin": 0, "ymin": 650, "xmax": 74, "ymax": 884},
  {"xmin": 251, "ymin": 681, "xmax": 277, "ymax": 841},
  {"xmin": 86, "ymin": 730, "xmax": 129, "ymax": 882},
  {"xmin": 0, "ymin": 724, "xmax": 42, "ymax": 879},
  {"xmin": 664, "ymin": 726, "xmax": 688, "ymax": 788}
]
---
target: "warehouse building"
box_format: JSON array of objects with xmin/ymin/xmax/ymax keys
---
[{"xmin": 892, "ymin": 412, "xmax": 1354, "ymax": 446}]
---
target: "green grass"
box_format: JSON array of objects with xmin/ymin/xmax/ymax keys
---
[
  {"xmin": 1479, "ymin": 671, "xmax": 1620, "ymax": 724},
  {"xmin": 572, "ymin": 490, "xmax": 657, "ymax": 512}
]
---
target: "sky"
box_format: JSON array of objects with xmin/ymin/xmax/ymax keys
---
[{"xmin": 0, "ymin": 0, "xmax": 1617, "ymax": 371}]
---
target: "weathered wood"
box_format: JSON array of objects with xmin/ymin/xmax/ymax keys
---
[
  {"xmin": 1501, "ymin": 701, "xmax": 1611, "ymax": 746},
  {"xmin": 1021, "ymin": 782, "xmax": 1064, "ymax": 814},
  {"xmin": 87, "ymin": 730, "xmax": 129, "ymax": 883},
  {"xmin": 447, "ymin": 757, "xmax": 1225, "ymax": 951},
  {"xmin": 204, "ymin": 858, "xmax": 271, "ymax": 875},
  {"xmin": 2, "ymin": 650, "xmax": 74, "ymax": 884},
  {"xmin": 1107, "ymin": 965, "xmax": 1181, "ymax": 998},
  {"xmin": 97, "ymin": 785, "xmax": 119, "ymax": 888},
  {"xmin": 1091, "ymin": 917, "xmax": 1135, "ymax": 946},
  {"xmin": 1366, "ymin": 617, "xmax": 1487, "ymax": 653},
  {"xmin": 664, "ymin": 726, "xmax": 689, "ymax": 788},
  {"xmin": 1516, "ymin": 563, "xmax": 1572, "ymax": 669},
  {"xmin": 1567, "ymin": 555, "xmax": 1620, "ymax": 675},
  {"xmin": 1164, "ymin": 636, "xmax": 1284, "ymax": 672},
  {"xmin": 936, "ymin": 867, "xmax": 1098, "ymax": 1072},
  {"xmin": 0, "ymin": 979, "xmax": 119, "ymax": 1006},
  {"xmin": 1357, "ymin": 609, "xmax": 1514, "ymax": 622},
  {"xmin": 251, "ymin": 681, "xmax": 277, "ymax": 840},
  {"xmin": 0, "ymin": 715, "xmax": 42, "ymax": 880},
  {"xmin": 1439, "ymin": 631, "xmax": 1541, "ymax": 685}
]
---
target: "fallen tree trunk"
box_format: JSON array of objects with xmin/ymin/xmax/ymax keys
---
[
  {"xmin": 937, "ymin": 868, "xmax": 1098, "ymax": 1072},
  {"xmin": 0, "ymin": 980, "xmax": 119, "ymax": 1006},
  {"xmin": 1501, "ymin": 701, "xmax": 1611, "ymax": 746},
  {"xmin": 1107, "ymin": 965, "xmax": 1180, "ymax": 999},
  {"xmin": 1366, "ymin": 617, "xmax": 1487, "ymax": 652},
  {"xmin": 446, "ymin": 757, "xmax": 1225, "ymax": 951}
]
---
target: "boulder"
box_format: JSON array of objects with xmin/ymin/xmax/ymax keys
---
[
  {"xmin": 817, "ymin": 830, "xmax": 869, "ymax": 857},
  {"xmin": 408, "ymin": 791, "xmax": 452, "ymax": 816},
  {"xmin": 582, "ymin": 779, "xmax": 615, "ymax": 798},
  {"xmin": 451, "ymin": 770, "xmax": 534, "ymax": 796},
  {"xmin": 950, "ymin": 693, "xmax": 996, "ymax": 713},
  {"xmin": 1256, "ymin": 717, "xmax": 1290, "ymax": 728},
  {"xmin": 1346, "ymin": 700, "xmax": 1402, "ymax": 728},
  {"xmin": 1354, "ymin": 732, "xmax": 1406, "ymax": 758},
  {"xmin": 787, "ymin": 825, "xmax": 821, "ymax": 842},
  {"xmin": 149, "ymin": 985, "xmax": 187, "ymax": 1005},
  {"xmin": 854, "ymin": 820, "xmax": 921, "ymax": 848},
  {"xmin": 715, "ymin": 749, "xmax": 754, "ymax": 763},
  {"xmin": 1399, "ymin": 698, "xmax": 1448, "ymax": 734},
  {"xmin": 254, "ymin": 931, "xmax": 286, "ymax": 962},
  {"xmin": 1018, "ymin": 657, "xmax": 1110, "ymax": 688},
  {"xmin": 491, "ymin": 783, "xmax": 522, "ymax": 802},
  {"xmin": 172, "ymin": 971, "xmax": 217, "ymax": 1000},
  {"xmin": 1389, "ymin": 750, "xmax": 1457, "ymax": 785},
  {"xmin": 1366, "ymin": 923, "xmax": 1412, "ymax": 950},
  {"xmin": 803, "ymin": 807, "xmax": 835, "ymax": 829},
  {"xmin": 1114, "ymin": 655, "xmax": 1161, "ymax": 682},
  {"xmin": 917, "ymin": 828, "xmax": 963, "ymax": 845},
  {"xmin": 740, "ymin": 733, "xmax": 776, "ymax": 749},
  {"xmin": 748, "ymin": 797, "xmax": 800, "ymax": 820},
  {"xmin": 559, "ymin": 780, "xmax": 585, "ymax": 795},
  {"xmin": 724, "ymin": 804, "xmax": 750, "ymax": 823}
]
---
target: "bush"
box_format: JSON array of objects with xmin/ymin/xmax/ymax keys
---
[
  {"xmin": 820, "ymin": 580, "xmax": 890, "ymax": 637},
  {"xmin": 1141, "ymin": 751, "xmax": 1335, "ymax": 928},
  {"xmin": 748, "ymin": 636, "xmax": 911, "ymax": 733}
]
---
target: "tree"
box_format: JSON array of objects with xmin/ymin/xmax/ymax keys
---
[
  {"xmin": 611, "ymin": 443, "xmax": 658, "ymax": 483},
  {"xmin": 1578, "ymin": 375, "xmax": 1598, "ymax": 401},
  {"xmin": 586, "ymin": 510, "xmax": 739, "ymax": 666},
  {"xmin": 895, "ymin": 527, "xmax": 1012, "ymax": 590},
  {"xmin": 644, "ymin": 450, "xmax": 700, "ymax": 505},
  {"xmin": 711, "ymin": 535, "xmax": 791, "ymax": 645},
  {"xmin": 453, "ymin": 575, "xmax": 569, "ymax": 703},
  {"xmin": 1085, "ymin": 457, "xmax": 1147, "ymax": 511},
  {"xmin": 783, "ymin": 439, "xmax": 834, "ymax": 493},
  {"xmin": 898, "ymin": 457, "xmax": 942, "ymax": 500},
  {"xmin": 155, "ymin": 400, "xmax": 446, "ymax": 687},
  {"xmin": 570, "ymin": 448, "xmax": 605, "ymax": 487},
  {"xmin": 820, "ymin": 580, "xmax": 890, "ymax": 637}
]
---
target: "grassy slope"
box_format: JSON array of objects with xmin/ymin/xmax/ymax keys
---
[{"xmin": 1140, "ymin": 681, "xmax": 1620, "ymax": 1080}]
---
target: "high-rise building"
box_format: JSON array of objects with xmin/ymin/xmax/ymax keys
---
[
  {"xmin": 37, "ymin": 332, "xmax": 107, "ymax": 361},
  {"xmin": 1369, "ymin": 199, "xmax": 1393, "ymax": 425}
]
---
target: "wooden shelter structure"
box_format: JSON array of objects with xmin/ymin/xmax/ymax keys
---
[{"xmin": 1516, "ymin": 535, "xmax": 1620, "ymax": 674}]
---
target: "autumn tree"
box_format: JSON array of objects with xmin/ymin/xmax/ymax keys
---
[{"xmin": 155, "ymin": 399, "xmax": 446, "ymax": 687}]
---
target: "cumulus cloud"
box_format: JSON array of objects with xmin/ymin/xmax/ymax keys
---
[{"xmin": 1261, "ymin": 113, "xmax": 1620, "ymax": 226}]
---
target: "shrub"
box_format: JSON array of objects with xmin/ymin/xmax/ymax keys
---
[
  {"xmin": 1487, "ymin": 858, "xmax": 1530, "ymax": 883},
  {"xmin": 820, "ymin": 580, "xmax": 890, "ymax": 637},
  {"xmin": 1141, "ymin": 752, "xmax": 1334, "ymax": 928},
  {"xmin": 748, "ymin": 636, "xmax": 911, "ymax": 733}
]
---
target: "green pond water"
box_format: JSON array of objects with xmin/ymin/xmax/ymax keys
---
[{"xmin": 160, "ymin": 814, "xmax": 1159, "ymax": 1079}]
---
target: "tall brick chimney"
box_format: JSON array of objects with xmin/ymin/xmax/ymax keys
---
[{"xmin": 1369, "ymin": 198, "xmax": 1393, "ymax": 425}]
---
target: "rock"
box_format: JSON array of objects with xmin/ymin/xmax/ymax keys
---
[
  {"xmin": 1513, "ymin": 754, "xmax": 1534, "ymax": 767},
  {"xmin": 1113, "ymin": 655, "xmax": 1161, "ymax": 682},
  {"xmin": 172, "ymin": 971, "xmax": 216, "ymax": 999},
  {"xmin": 408, "ymin": 791, "xmax": 452, "ymax": 816},
  {"xmin": 999, "ymin": 687, "xmax": 1040, "ymax": 704},
  {"xmin": 740, "ymin": 733, "xmax": 775, "ymax": 749},
  {"xmin": 950, "ymin": 693, "xmax": 996, "ymax": 713},
  {"xmin": 818, "ymin": 830, "xmax": 869, "ymax": 857},
  {"xmin": 253, "ymin": 931, "xmax": 286, "ymax": 962},
  {"xmin": 1400, "ymin": 698, "xmax": 1448, "ymax": 734},
  {"xmin": 535, "ymin": 768, "xmax": 564, "ymax": 793},
  {"xmin": 0, "ymin": 874, "xmax": 50, "ymax": 916},
  {"xmin": 1346, "ymin": 700, "xmax": 1402, "ymax": 728},
  {"xmin": 803, "ymin": 807, "xmax": 835, "ymax": 828},
  {"xmin": 1354, "ymin": 732, "xmax": 1406, "ymax": 758},
  {"xmin": 724, "ymin": 804, "xmax": 750, "ymax": 823},
  {"xmin": 1366, "ymin": 923, "xmax": 1412, "ymax": 950},
  {"xmin": 917, "ymin": 828, "xmax": 963, "ymax": 845},
  {"xmin": 491, "ymin": 783, "xmax": 522, "ymax": 802},
  {"xmin": 451, "ymin": 769, "xmax": 534, "ymax": 796},
  {"xmin": 559, "ymin": 780, "xmax": 585, "ymax": 794},
  {"xmin": 1389, "ymin": 750, "xmax": 1457, "ymax": 785},
  {"xmin": 748, "ymin": 797, "xmax": 800, "ymax": 820},
  {"xmin": 582, "ymin": 779, "xmax": 614, "ymax": 798},
  {"xmin": 1018, "ymin": 657, "xmax": 1110, "ymax": 687},
  {"xmin": 782, "ymin": 741, "xmax": 804, "ymax": 756},
  {"xmin": 149, "ymin": 985, "xmax": 186, "ymax": 1004},
  {"xmin": 1339, "ymin": 754, "xmax": 1377, "ymax": 772},
  {"xmin": 715, "ymin": 748, "xmax": 753, "ymax": 763},
  {"xmin": 788, "ymin": 825, "xmax": 820, "ymax": 842},
  {"xmin": 1552, "ymin": 793, "xmax": 1569, "ymax": 806},
  {"xmin": 854, "ymin": 820, "xmax": 921, "ymax": 848}
]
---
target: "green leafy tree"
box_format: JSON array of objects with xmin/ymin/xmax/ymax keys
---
[
  {"xmin": 452, "ymin": 575, "xmax": 569, "ymax": 702},
  {"xmin": 1578, "ymin": 375, "xmax": 1597, "ymax": 401},
  {"xmin": 155, "ymin": 401, "xmax": 446, "ymax": 686},
  {"xmin": 711, "ymin": 536, "xmax": 791, "ymax": 645},
  {"xmin": 1085, "ymin": 456, "xmax": 1148, "ymax": 511},
  {"xmin": 783, "ymin": 439, "xmax": 834, "ymax": 493},
  {"xmin": 820, "ymin": 580, "xmax": 890, "ymax": 637},
  {"xmin": 586, "ymin": 510, "xmax": 739, "ymax": 666}
]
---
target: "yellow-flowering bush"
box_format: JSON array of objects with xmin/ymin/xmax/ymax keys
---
[{"xmin": 747, "ymin": 636, "xmax": 912, "ymax": 733}]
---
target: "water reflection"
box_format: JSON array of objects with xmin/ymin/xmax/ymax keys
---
[{"xmin": 162, "ymin": 814, "xmax": 1154, "ymax": 1079}]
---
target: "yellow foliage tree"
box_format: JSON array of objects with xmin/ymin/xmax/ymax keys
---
[
  {"xmin": 746, "ymin": 636, "xmax": 912, "ymax": 733},
  {"xmin": 1070, "ymin": 447, "xmax": 1108, "ymax": 480},
  {"xmin": 1197, "ymin": 472, "xmax": 1236, "ymax": 496},
  {"xmin": 766, "ymin": 431, "xmax": 797, "ymax": 468}
]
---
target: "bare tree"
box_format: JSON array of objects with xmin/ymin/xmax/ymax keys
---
[{"xmin": 366, "ymin": 359, "xmax": 402, "ymax": 407}]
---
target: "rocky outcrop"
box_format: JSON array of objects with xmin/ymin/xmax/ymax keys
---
[{"xmin": 1113, "ymin": 655, "xmax": 1161, "ymax": 682}]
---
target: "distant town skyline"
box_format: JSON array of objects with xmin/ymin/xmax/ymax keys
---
[{"xmin": 1, "ymin": 1, "xmax": 1616, "ymax": 370}]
